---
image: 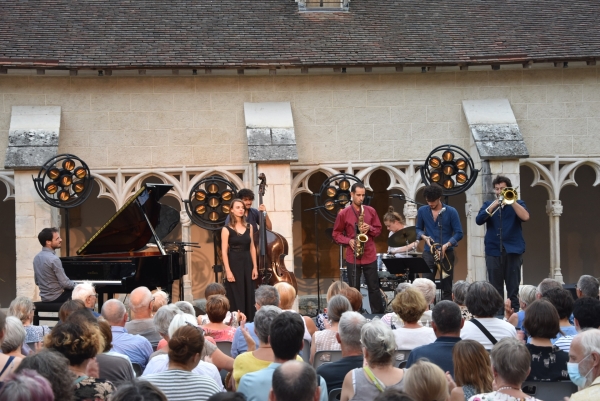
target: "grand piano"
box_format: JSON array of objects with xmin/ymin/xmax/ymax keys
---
[{"xmin": 61, "ymin": 183, "xmax": 185, "ymax": 308}]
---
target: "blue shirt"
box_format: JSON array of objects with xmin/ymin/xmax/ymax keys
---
[
  {"xmin": 110, "ymin": 326, "xmax": 153, "ymax": 369},
  {"xmin": 224, "ymin": 208, "xmax": 261, "ymax": 233},
  {"xmin": 475, "ymin": 200, "xmax": 528, "ymax": 256},
  {"xmin": 238, "ymin": 362, "xmax": 328, "ymax": 401},
  {"xmin": 230, "ymin": 322, "xmax": 259, "ymax": 358},
  {"xmin": 405, "ymin": 336, "xmax": 461, "ymax": 377},
  {"xmin": 416, "ymin": 204, "xmax": 463, "ymax": 252}
]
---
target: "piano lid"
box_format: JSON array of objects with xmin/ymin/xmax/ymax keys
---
[{"xmin": 77, "ymin": 183, "xmax": 174, "ymax": 256}]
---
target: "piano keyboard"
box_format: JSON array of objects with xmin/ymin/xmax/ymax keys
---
[{"xmin": 73, "ymin": 280, "xmax": 122, "ymax": 286}]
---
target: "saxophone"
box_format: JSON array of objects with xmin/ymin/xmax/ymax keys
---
[{"xmin": 355, "ymin": 206, "xmax": 369, "ymax": 258}]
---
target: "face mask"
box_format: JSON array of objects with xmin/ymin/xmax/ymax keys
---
[{"xmin": 568, "ymin": 354, "xmax": 593, "ymax": 387}]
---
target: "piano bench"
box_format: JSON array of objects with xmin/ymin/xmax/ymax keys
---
[{"xmin": 33, "ymin": 301, "xmax": 63, "ymax": 326}]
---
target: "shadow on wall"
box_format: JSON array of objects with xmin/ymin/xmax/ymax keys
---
[{"xmin": 0, "ymin": 183, "xmax": 15, "ymax": 307}]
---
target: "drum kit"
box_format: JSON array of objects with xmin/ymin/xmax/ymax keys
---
[{"xmin": 378, "ymin": 225, "xmax": 421, "ymax": 291}]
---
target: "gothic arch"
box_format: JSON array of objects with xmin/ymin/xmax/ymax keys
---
[{"xmin": 0, "ymin": 171, "xmax": 15, "ymax": 201}]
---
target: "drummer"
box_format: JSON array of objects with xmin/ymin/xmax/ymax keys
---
[{"xmin": 383, "ymin": 206, "xmax": 419, "ymax": 257}]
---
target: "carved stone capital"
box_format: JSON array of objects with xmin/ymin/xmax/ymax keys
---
[
  {"xmin": 403, "ymin": 203, "xmax": 418, "ymax": 219},
  {"xmin": 180, "ymin": 210, "xmax": 192, "ymax": 227},
  {"xmin": 546, "ymin": 199, "xmax": 563, "ymax": 217},
  {"xmin": 465, "ymin": 202, "xmax": 473, "ymax": 217}
]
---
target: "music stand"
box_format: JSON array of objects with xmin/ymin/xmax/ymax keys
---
[{"xmin": 382, "ymin": 257, "xmax": 431, "ymax": 283}]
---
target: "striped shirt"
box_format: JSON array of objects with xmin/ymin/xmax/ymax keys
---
[{"xmin": 141, "ymin": 369, "xmax": 221, "ymax": 401}]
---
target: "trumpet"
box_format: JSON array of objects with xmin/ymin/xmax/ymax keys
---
[
  {"xmin": 485, "ymin": 187, "xmax": 518, "ymax": 216},
  {"xmin": 431, "ymin": 242, "xmax": 451, "ymax": 279}
]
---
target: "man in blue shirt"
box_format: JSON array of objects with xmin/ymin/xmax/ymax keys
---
[
  {"xmin": 476, "ymin": 175, "xmax": 529, "ymax": 313},
  {"xmin": 406, "ymin": 300, "xmax": 463, "ymax": 377},
  {"xmin": 224, "ymin": 188, "xmax": 272, "ymax": 233},
  {"xmin": 416, "ymin": 184, "xmax": 463, "ymax": 301}
]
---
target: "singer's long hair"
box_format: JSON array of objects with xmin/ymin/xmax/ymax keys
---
[
  {"xmin": 383, "ymin": 206, "xmax": 405, "ymax": 225},
  {"xmin": 227, "ymin": 199, "xmax": 248, "ymax": 229}
]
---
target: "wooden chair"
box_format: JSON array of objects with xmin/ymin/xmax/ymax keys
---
[{"xmin": 33, "ymin": 301, "xmax": 62, "ymax": 325}]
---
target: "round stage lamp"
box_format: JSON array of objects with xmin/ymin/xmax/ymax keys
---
[
  {"xmin": 58, "ymin": 190, "xmax": 71, "ymax": 202},
  {"xmin": 209, "ymin": 211, "xmax": 219, "ymax": 221},
  {"xmin": 430, "ymin": 169, "xmax": 442, "ymax": 183},
  {"xmin": 195, "ymin": 205, "xmax": 206, "ymax": 215},
  {"xmin": 184, "ymin": 175, "xmax": 238, "ymax": 231},
  {"xmin": 338, "ymin": 179, "xmax": 350, "ymax": 191},
  {"xmin": 47, "ymin": 168, "xmax": 60, "ymax": 180},
  {"xmin": 45, "ymin": 183, "xmax": 58, "ymax": 195},
  {"xmin": 60, "ymin": 174, "xmax": 73, "ymax": 187},
  {"xmin": 455, "ymin": 158, "xmax": 467, "ymax": 171},
  {"xmin": 221, "ymin": 190, "xmax": 233, "ymax": 201},
  {"xmin": 208, "ymin": 197, "xmax": 220, "ymax": 208},
  {"xmin": 456, "ymin": 171, "xmax": 468, "ymax": 184},
  {"xmin": 222, "ymin": 204, "xmax": 230, "ymax": 214},
  {"xmin": 443, "ymin": 178, "xmax": 455, "ymax": 189},
  {"xmin": 195, "ymin": 190, "xmax": 207, "ymax": 201},
  {"xmin": 207, "ymin": 183, "xmax": 219, "ymax": 194},
  {"xmin": 72, "ymin": 181, "xmax": 85, "ymax": 193},
  {"xmin": 442, "ymin": 150, "xmax": 455, "ymax": 162},
  {"xmin": 326, "ymin": 186, "xmax": 337, "ymax": 198},
  {"xmin": 442, "ymin": 164, "xmax": 455, "ymax": 176},
  {"xmin": 62, "ymin": 159, "xmax": 76, "ymax": 171},
  {"xmin": 421, "ymin": 145, "xmax": 479, "ymax": 197},
  {"xmin": 429, "ymin": 156, "xmax": 442, "ymax": 169},
  {"xmin": 315, "ymin": 173, "xmax": 366, "ymax": 224}
]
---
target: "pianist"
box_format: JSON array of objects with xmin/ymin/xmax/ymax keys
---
[{"xmin": 33, "ymin": 227, "xmax": 76, "ymax": 303}]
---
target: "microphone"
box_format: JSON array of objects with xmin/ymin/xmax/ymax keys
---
[
  {"xmin": 389, "ymin": 194, "xmax": 405, "ymax": 199},
  {"xmin": 439, "ymin": 207, "xmax": 447, "ymax": 215}
]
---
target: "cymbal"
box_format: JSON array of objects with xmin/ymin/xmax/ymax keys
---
[{"xmin": 388, "ymin": 226, "xmax": 417, "ymax": 247}]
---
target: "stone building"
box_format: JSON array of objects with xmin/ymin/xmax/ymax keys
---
[{"xmin": 0, "ymin": 0, "xmax": 599, "ymax": 306}]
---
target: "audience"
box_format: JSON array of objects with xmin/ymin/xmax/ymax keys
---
[
  {"xmin": 310, "ymin": 294, "xmax": 352, "ymax": 364},
  {"xmin": 555, "ymin": 297, "xmax": 600, "ymax": 352},
  {"xmin": 374, "ymin": 389, "xmax": 415, "ymax": 401},
  {"xmin": 44, "ymin": 313, "xmax": 116, "ymax": 400},
  {"xmin": 317, "ymin": 311, "xmax": 366, "ymax": 391},
  {"xmin": 391, "ymin": 288, "xmax": 436, "ymax": 350},
  {"xmin": 381, "ymin": 283, "xmax": 412, "ymax": 328},
  {"xmin": 341, "ymin": 320, "xmax": 405, "ymax": 401},
  {"xmin": 412, "ymin": 279, "xmax": 436, "ymax": 327},
  {"xmin": 506, "ymin": 285, "xmax": 537, "ymax": 332},
  {"xmin": 152, "ymin": 290, "xmax": 170, "ymax": 314},
  {"xmin": 0, "ymin": 369, "xmax": 54, "ymax": 401},
  {"xmin": 536, "ymin": 278, "xmax": 562, "ymax": 298},
  {"xmin": 231, "ymin": 285, "xmax": 280, "ymax": 357},
  {"xmin": 153, "ymin": 304, "xmax": 184, "ymax": 353},
  {"xmin": 110, "ymin": 380, "xmax": 167, "ymax": 401},
  {"xmin": 71, "ymin": 281, "xmax": 100, "ymax": 317},
  {"xmin": 316, "ymin": 281, "xmax": 350, "ymax": 330},
  {"xmin": 8, "ymin": 296, "xmax": 51, "ymax": 349},
  {"xmin": 202, "ymin": 295, "xmax": 238, "ymax": 341},
  {"xmin": 576, "ymin": 275, "xmax": 599, "ymax": 299},
  {"xmin": 141, "ymin": 325, "xmax": 222, "ymax": 401},
  {"xmin": 208, "ymin": 393, "xmax": 248, "ymax": 401},
  {"xmin": 449, "ymin": 340, "xmax": 493, "ymax": 401},
  {"xmin": 569, "ymin": 328, "xmax": 600, "ymax": 400},
  {"xmin": 233, "ymin": 306, "xmax": 283, "ymax": 389},
  {"xmin": 15, "ymin": 349, "xmax": 76, "ymax": 401},
  {"xmin": 126, "ymin": 286, "xmax": 162, "ymax": 348},
  {"xmin": 175, "ymin": 301, "xmax": 196, "ymax": 316},
  {"xmin": 543, "ymin": 287, "xmax": 578, "ymax": 342},
  {"xmin": 199, "ymin": 283, "xmax": 241, "ymax": 327},
  {"xmin": 101, "ymin": 298, "xmax": 153, "ymax": 369},
  {"xmin": 59, "ymin": 299, "xmax": 86, "ymax": 322},
  {"xmin": 522, "ymin": 299, "xmax": 569, "ymax": 381},
  {"xmin": 274, "ymin": 282, "xmax": 316, "ymax": 340},
  {"xmin": 270, "ymin": 360, "xmax": 321, "ymax": 401},
  {"xmin": 239, "ymin": 312, "xmax": 327, "ymax": 401},
  {"xmin": 96, "ymin": 319, "xmax": 136, "ymax": 382},
  {"xmin": 1, "ymin": 317, "xmax": 25, "ymax": 366},
  {"xmin": 0, "ymin": 312, "xmax": 19, "ymax": 386},
  {"xmin": 472, "ymin": 337, "xmax": 539, "ymax": 401},
  {"xmin": 403, "ymin": 360, "xmax": 448, "ymax": 401},
  {"xmin": 406, "ymin": 300, "xmax": 463, "ymax": 376},
  {"xmin": 340, "ymin": 287, "xmax": 363, "ymax": 312},
  {"xmin": 452, "ymin": 281, "xmax": 472, "ymax": 321},
  {"xmin": 460, "ymin": 281, "xmax": 516, "ymax": 350}
]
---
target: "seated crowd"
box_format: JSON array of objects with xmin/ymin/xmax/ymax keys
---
[{"xmin": 0, "ymin": 275, "xmax": 600, "ymax": 401}]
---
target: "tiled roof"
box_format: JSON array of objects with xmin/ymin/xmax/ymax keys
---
[{"xmin": 0, "ymin": 0, "xmax": 598, "ymax": 69}]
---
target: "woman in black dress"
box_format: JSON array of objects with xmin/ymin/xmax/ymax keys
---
[{"xmin": 222, "ymin": 199, "xmax": 258, "ymax": 322}]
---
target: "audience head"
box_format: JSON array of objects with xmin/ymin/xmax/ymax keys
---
[
  {"xmin": 255, "ymin": 285, "xmax": 280, "ymax": 308},
  {"xmin": 152, "ymin": 290, "xmax": 169, "ymax": 313},
  {"xmin": 374, "ymin": 390, "xmax": 415, "ymax": 401},
  {"xmin": 431, "ymin": 300, "xmax": 463, "ymax": 336},
  {"xmin": 569, "ymin": 328, "xmax": 600, "ymax": 388},
  {"xmin": 175, "ymin": 301, "xmax": 195, "ymax": 316},
  {"xmin": 101, "ymin": 299, "xmax": 127, "ymax": 326},
  {"xmin": 129, "ymin": 286, "xmax": 154, "ymax": 318},
  {"xmin": 340, "ymin": 287, "xmax": 363, "ymax": 311},
  {"xmin": 207, "ymin": 393, "xmax": 248, "ymax": 401},
  {"xmin": 490, "ymin": 337, "xmax": 531, "ymax": 386},
  {"xmin": 0, "ymin": 369, "xmax": 54, "ymax": 401},
  {"xmin": 205, "ymin": 282, "xmax": 227, "ymax": 299},
  {"xmin": 394, "ymin": 282, "xmax": 412, "ymax": 296},
  {"xmin": 253, "ymin": 305, "xmax": 282, "ymax": 344},
  {"xmin": 403, "ymin": 360, "xmax": 448, "ymax": 401},
  {"xmin": 1, "ymin": 316, "xmax": 26, "ymax": 354},
  {"xmin": 110, "ymin": 380, "xmax": 167, "ymax": 401},
  {"xmin": 59, "ymin": 299, "xmax": 86, "ymax": 322},
  {"xmin": 518, "ymin": 285, "xmax": 538, "ymax": 310},
  {"xmin": 8, "ymin": 296, "xmax": 35, "ymax": 324},
  {"xmin": 577, "ymin": 275, "xmax": 600, "ymax": 299},
  {"xmin": 274, "ymin": 282, "xmax": 296, "ymax": 310},
  {"xmin": 205, "ymin": 295, "xmax": 230, "ymax": 324},
  {"xmin": 71, "ymin": 281, "xmax": 97, "ymax": 309},
  {"xmin": 168, "ymin": 313, "xmax": 199, "ymax": 339},
  {"xmin": 0, "ymin": 310, "xmax": 5, "ymax": 341},
  {"xmin": 97, "ymin": 319, "xmax": 113, "ymax": 353},
  {"xmin": 453, "ymin": 340, "xmax": 493, "ymax": 393},
  {"xmin": 270, "ymin": 361, "xmax": 319, "ymax": 401},
  {"xmin": 45, "ymin": 319, "xmax": 103, "ymax": 366},
  {"xmin": 465, "ymin": 281, "xmax": 503, "ymax": 318},
  {"xmin": 392, "ymin": 287, "xmax": 428, "ymax": 324},
  {"xmin": 168, "ymin": 325, "xmax": 204, "ymax": 370},
  {"xmin": 270, "ymin": 312, "xmax": 305, "ymax": 361},
  {"xmin": 15, "ymin": 349, "xmax": 74, "ymax": 401},
  {"xmin": 326, "ymin": 295, "xmax": 352, "ymax": 324},
  {"xmin": 523, "ymin": 299, "xmax": 560, "ymax": 339},
  {"xmin": 537, "ymin": 278, "xmax": 562, "ymax": 298},
  {"xmin": 543, "ymin": 287, "xmax": 574, "ymax": 321},
  {"xmin": 573, "ymin": 297, "xmax": 600, "ymax": 330},
  {"xmin": 412, "ymin": 278, "xmax": 436, "ymax": 306},
  {"xmin": 326, "ymin": 281, "xmax": 349, "ymax": 302},
  {"xmin": 451, "ymin": 280, "xmax": 470, "ymax": 306},
  {"xmin": 37, "ymin": 227, "xmax": 59, "ymax": 248},
  {"xmin": 361, "ymin": 320, "xmax": 396, "ymax": 367},
  {"xmin": 154, "ymin": 304, "xmax": 183, "ymax": 338},
  {"xmin": 338, "ymin": 311, "xmax": 366, "ymax": 352}
]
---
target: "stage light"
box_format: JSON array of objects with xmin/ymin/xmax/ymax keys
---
[
  {"xmin": 421, "ymin": 145, "xmax": 479, "ymax": 197},
  {"xmin": 221, "ymin": 190, "xmax": 233, "ymax": 201},
  {"xmin": 456, "ymin": 171, "xmax": 468, "ymax": 184},
  {"xmin": 339, "ymin": 179, "xmax": 350, "ymax": 191},
  {"xmin": 207, "ymin": 183, "xmax": 219, "ymax": 194},
  {"xmin": 195, "ymin": 190, "xmax": 206, "ymax": 201},
  {"xmin": 443, "ymin": 164, "xmax": 455, "ymax": 176},
  {"xmin": 455, "ymin": 158, "xmax": 467, "ymax": 171},
  {"xmin": 442, "ymin": 150, "xmax": 455, "ymax": 162},
  {"xmin": 73, "ymin": 181, "xmax": 85, "ymax": 193},
  {"xmin": 58, "ymin": 190, "xmax": 71, "ymax": 202},
  {"xmin": 62, "ymin": 159, "xmax": 76, "ymax": 171},
  {"xmin": 324, "ymin": 200, "xmax": 335, "ymax": 211},
  {"xmin": 47, "ymin": 168, "xmax": 60, "ymax": 180},
  {"xmin": 208, "ymin": 197, "xmax": 220, "ymax": 208},
  {"xmin": 184, "ymin": 175, "xmax": 238, "ymax": 231},
  {"xmin": 316, "ymin": 173, "xmax": 365, "ymax": 224},
  {"xmin": 430, "ymin": 169, "xmax": 442, "ymax": 182},
  {"xmin": 222, "ymin": 205, "xmax": 230, "ymax": 214},
  {"xmin": 326, "ymin": 186, "xmax": 337, "ymax": 197},
  {"xmin": 209, "ymin": 211, "xmax": 219, "ymax": 221},
  {"xmin": 45, "ymin": 183, "xmax": 58, "ymax": 195},
  {"xmin": 443, "ymin": 178, "xmax": 455, "ymax": 189},
  {"xmin": 74, "ymin": 167, "xmax": 87, "ymax": 179},
  {"xmin": 195, "ymin": 205, "xmax": 206, "ymax": 215},
  {"xmin": 429, "ymin": 156, "xmax": 442, "ymax": 169},
  {"xmin": 60, "ymin": 174, "xmax": 73, "ymax": 187}
]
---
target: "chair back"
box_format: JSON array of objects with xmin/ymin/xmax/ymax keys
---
[
  {"xmin": 302, "ymin": 339, "xmax": 311, "ymax": 362},
  {"xmin": 216, "ymin": 341, "xmax": 232, "ymax": 356},
  {"xmin": 313, "ymin": 350, "xmax": 343, "ymax": 369},
  {"xmin": 328, "ymin": 388, "xmax": 342, "ymax": 401},
  {"xmin": 393, "ymin": 349, "xmax": 411, "ymax": 367},
  {"xmin": 131, "ymin": 362, "xmax": 143, "ymax": 377},
  {"xmin": 521, "ymin": 381, "xmax": 578, "ymax": 401}
]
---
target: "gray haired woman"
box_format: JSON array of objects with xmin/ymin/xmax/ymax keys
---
[
  {"xmin": 310, "ymin": 295, "xmax": 352, "ymax": 364},
  {"xmin": 341, "ymin": 320, "xmax": 405, "ymax": 401},
  {"xmin": 0, "ymin": 316, "xmax": 26, "ymax": 383},
  {"xmin": 452, "ymin": 281, "xmax": 472, "ymax": 321},
  {"xmin": 8, "ymin": 296, "xmax": 51, "ymax": 350}
]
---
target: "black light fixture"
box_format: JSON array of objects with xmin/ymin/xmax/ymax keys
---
[
  {"xmin": 421, "ymin": 145, "xmax": 478, "ymax": 196},
  {"xmin": 32, "ymin": 154, "xmax": 94, "ymax": 255},
  {"xmin": 316, "ymin": 173, "xmax": 364, "ymax": 224}
]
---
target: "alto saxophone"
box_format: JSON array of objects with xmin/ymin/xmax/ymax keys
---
[{"xmin": 355, "ymin": 206, "xmax": 369, "ymax": 258}]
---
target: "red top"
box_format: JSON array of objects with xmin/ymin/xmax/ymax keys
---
[{"xmin": 332, "ymin": 204, "xmax": 382, "ymax": 265}]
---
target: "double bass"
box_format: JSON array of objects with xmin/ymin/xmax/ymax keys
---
[{"xmin": 255, "ymin": 173, "xmax": 298, "ymax": 292}]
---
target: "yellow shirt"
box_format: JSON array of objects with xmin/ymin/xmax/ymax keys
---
[
  {"xmin": 570, "ymin": 376, "xmax": 600, "ymax": 401},
  {"xmin": 232, "ymin": 352, "xmax": 303, "ymax": 388}
]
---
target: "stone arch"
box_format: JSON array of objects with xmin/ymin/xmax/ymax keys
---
[{"xmin": 0, "ymin": 171, "xmax": 15, "ymax": 201}]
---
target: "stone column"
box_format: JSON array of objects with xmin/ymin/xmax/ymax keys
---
[
  {"xmin": 179, "ymin": 210, "xmax": 194, "ymax": 301},
  {"xmin": 403, "ymin": 202, "xmax": 417, "ymax": 227},
  {"xmin": 546, "ymin": 200, "xmax": 564, "ymax": 283}
]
